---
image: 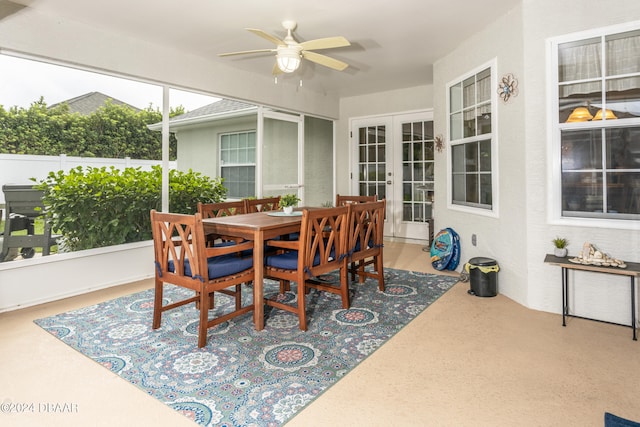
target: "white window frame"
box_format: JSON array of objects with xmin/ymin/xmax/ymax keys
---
[
  {"xmin": 219, "ymin": 130, "xmax": 257, "ymax": 199},
  {"xmin": 547, "ymin": 21, "xmax": 640, "ymax": 230},
  {"xmin": 446, "ymin": 58, "xmax": 499, "ymax": 218}
]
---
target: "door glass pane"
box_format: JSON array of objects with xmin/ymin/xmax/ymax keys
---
[
  {"xmin": 402, "ymin": 122, "xmax": 411, "ymax": 141},
  {"xmin": 358, "ymin": 125, "xmax": 386, "ymax": 198},
  {"xmin": 400, "ymin": 120, "xmax": 434, "ymax": 224}
]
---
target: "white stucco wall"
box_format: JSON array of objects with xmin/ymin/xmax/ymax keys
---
[
  {"xmin": 433, "ymin": 4, "xmax": 528, "ymax": 306},
  {"xmin": 521, "ymin": 0, "xmax": 640, "ymax": 323},
  {"xmin": 433, "ymin": 0, "xmax": 640, "ymax": 324}
]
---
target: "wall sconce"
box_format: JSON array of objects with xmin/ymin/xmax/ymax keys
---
[
  {"xmin": 592, "ymin": 109, "xmax": 617, "ymax": 120},
  {"xmin": 566, "ymin": 107, "xmax": 593, "ymax": 123}
]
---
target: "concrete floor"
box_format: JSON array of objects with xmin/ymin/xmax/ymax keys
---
[{"xmin": 1, "ymin": 241, "xmax": 639, "ymax": 426}]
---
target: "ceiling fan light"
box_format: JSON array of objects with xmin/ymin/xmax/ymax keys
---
[{"xmin": 276, "ymin": 48, "xmax": 301, "ymax": 73}]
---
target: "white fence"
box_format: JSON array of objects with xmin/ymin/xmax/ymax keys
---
[{"xmin": 0, "ymin": 153, "xmax": 176, "ymax": 204}]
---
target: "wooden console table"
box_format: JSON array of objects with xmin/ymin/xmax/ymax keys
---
[{"xmin": 544, "ymin": 254, "xmax": 640, "ymax": 340}]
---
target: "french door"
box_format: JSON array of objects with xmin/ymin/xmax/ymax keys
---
[{"xmin": 351, "ymin": 111, "xmax": 435, "ymax": 241}]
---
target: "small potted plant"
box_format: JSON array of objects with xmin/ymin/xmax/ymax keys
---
[
  {"xmin": 552, "ymin": 236, "xmax": 569, "ymax": 257},
  {"xmin": 279, "ymin": 193, "xmax": 301, "ymax": 214}
]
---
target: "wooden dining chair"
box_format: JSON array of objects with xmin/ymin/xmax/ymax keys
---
[
  {"xmin": 197, "ymin": 200, "xmax": 247, "ymax": 246},
  {"xmin": 244, "ymin": 196, "xmax": 281, "ymax": 213},
  {"xmin": 347, "ymin": 200, "xmax": 386, "ymax": 291},
  {"xmin": 150, "ymin": 210, "xmax": 255, "ymax": 348},
  {"xmin": 335, "ymin": 194, "xmax": 377, "ymax": 207},
  {"xmin": 263, "ymin": 206, "xmax": 350, "ymax": 330}
]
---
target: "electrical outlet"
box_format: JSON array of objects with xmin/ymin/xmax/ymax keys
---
[{"xmin": 472, "ymin": 234, "xmax": 477, "ymax": 246}]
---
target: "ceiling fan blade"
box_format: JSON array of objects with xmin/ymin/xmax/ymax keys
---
[
  {"xmin": 218, "ymin": 48, "xmax": 275, "ymax": 57},
  {"xmin": 300, "ymin": 36, "xmax": 350, "ymax": 51},
  {"xmin": 302, "ymin": 51, "xmax": 349, "ymax": 71},
  {"xmin": 0, "ymin": 0, "xmax": 27, "ymax": 21},
  {"xmin": 246, "ymin": 28, "xmax": 285, "ymax": 46}
]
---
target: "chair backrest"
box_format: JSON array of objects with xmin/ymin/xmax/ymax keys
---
[
  {"xmin": 150, "ymin": 209, "xmax": 208, "ymax": 285},
  {"xmin": 298, "ymin": 206, "xmax": 350, "ymax": 276},
  {"xmin": 197, "ymin": 200, "xmax": 246, "ymax": 218},
  {"xmin": 244, "ymin": 196, "xmax": 281, "ymax": 213},
  {"xmin": 347, "ymin": 200, "xmax": 386, "ymax": 257},
  {"xmin": 335, "ymin": 194, "xmax": 377, "ymax": 207}
]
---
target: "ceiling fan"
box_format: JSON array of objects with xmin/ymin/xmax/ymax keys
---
[
  {"xmin": 0, "ymin": 0, "xmax": 27, "ymax": 22},
  {"xmin": 218, "ymin": 20, "xmax": 351, "ymax": 75}
]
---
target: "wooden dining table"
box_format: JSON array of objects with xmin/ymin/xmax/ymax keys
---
[{"xmin": 202, "ymin": 210, "xmax": 305, "ymax": 330}]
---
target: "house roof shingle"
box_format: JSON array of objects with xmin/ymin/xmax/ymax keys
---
[
  {"xmin": 170, "ymin": 99, "xmax": 256, "ymax": 122},
  {"xmin": 49, "ymin": 91, "xmax": 140, "ymax": 115}
]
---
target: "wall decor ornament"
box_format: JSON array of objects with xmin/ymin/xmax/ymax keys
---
[
  {"xmin": 434, "ymin": 134, "xmax": 444, "ymax": 153},
  {"xmin": 497, "ymin": 73, "xmax": 519, "ymax": 102}
]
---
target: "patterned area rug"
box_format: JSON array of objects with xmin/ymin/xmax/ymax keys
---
[{"xmin": 35, "ymin": 268, "xmax": 458, "ymax": 426}]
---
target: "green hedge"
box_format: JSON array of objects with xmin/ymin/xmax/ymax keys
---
[{"xmin": 35, "ymin": 165, "xmax": 226, "ymax": 251}]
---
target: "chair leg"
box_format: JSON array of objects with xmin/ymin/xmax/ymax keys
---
[
  {"xmin": 358, "ymin": 261, "xmax": 367, "ymax": 283},
  {"xmin": 152, "ymin": 279, "xmax": 163, "ymax": 329},
  {"xmin": 375, "ymin": 255, "xmax": 385, "ymax": 291},
  {"xmin": 235, "ymin": 284, "xmax": 242, "ymax": 310},
  {"xmin": 349, "ymin": 262, "xmax": 357, "ymax": 282},
  {"xmin": 279, "ymin": 280, "xmax": 290, "ymax": 294},
  {"xmin": 198, "ymin": 288, "xmax": 209, "ymax": 348},
  {"xmin": 297, "ymin": 278, "xmax": 307, "ymax": 331},
  {"xmin": 340, "ymin": 265, "xmax": 350, "ymax": 309}
]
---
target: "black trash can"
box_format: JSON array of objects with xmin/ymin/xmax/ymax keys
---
[{"xmin": 465, "ymin": 257, "xmax": 499, "ymax": 297}]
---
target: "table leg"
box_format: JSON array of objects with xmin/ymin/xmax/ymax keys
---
[
  {"xmin": 632, "ymin": 276, "xmax": 637, "ymax": 341},
  {"xmin": 253, "ymin": 231, "xmax": 265, "ymax": 331},
  {"xmin": 562, "ymin": 267, "xmax": 568, "ymax": 327}
]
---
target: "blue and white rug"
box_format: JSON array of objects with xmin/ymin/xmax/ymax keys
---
[{"xmin": 35, "ymin": 268, "xmax": 458, "ymax": 426}]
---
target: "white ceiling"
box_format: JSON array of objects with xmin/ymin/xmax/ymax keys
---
[{"xmin": 6, "ymin": 0, "xmax": 522, "ymax": 98}]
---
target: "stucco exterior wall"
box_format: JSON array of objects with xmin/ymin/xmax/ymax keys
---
[{"xmin": 175, "ymin": 116, "xmax": 257, "ymax": 181}]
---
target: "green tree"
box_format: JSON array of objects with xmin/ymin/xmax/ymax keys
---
[{"xmin": 0, "ymin": 98, "xmax": 181, "ymax": 160}]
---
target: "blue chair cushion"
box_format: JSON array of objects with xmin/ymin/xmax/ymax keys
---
[
  {"xmin": 265, "ymin": 244, "xmax": 336, "ymax": 270},
  {"xmin": 351, "ymin": 238, "xmax": 375, "ymax": 253},
  {"xmin": 169, "ymin": 253, "xmax": 252, "ymax": 280},
  {"xmin": 605, "ymin": 413, "xmax": 640, "ymax": 427}
]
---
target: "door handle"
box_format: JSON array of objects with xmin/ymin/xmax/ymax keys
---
[{"xmin": 386, "ymin": 181, "xmax": 392, "ymax": 185}]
